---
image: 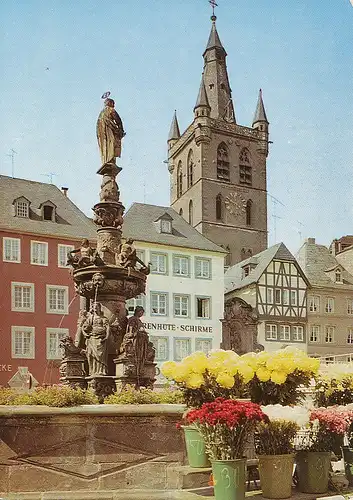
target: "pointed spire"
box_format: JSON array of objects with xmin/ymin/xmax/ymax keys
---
[
  {"xmin": 194, "ymin": 74, "xmax": 210, "ymax": 111},
  {"xmin": 168, "ymin": 110, "xmax": 180, "ymax": 142},
  {"xmin": 204, "ymin": 15, "xmax": 225, "ymax": 54},
  {"xmin": 253, "ymin": 89, "xmax": 269, "ymax": 125}
]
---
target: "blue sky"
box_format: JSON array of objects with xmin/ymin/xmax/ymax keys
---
[{"xmin": 1, "ymin": 0, "xmax": 352, "ymax": 253}]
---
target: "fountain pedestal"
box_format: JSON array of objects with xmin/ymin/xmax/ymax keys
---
[
  {"xmin": 86, "ymin": 375, "xmax": 115, "ymax": 402},
  {"xmin": 114, "ymin": 358, "xmax": 157, "ymax": 391}
]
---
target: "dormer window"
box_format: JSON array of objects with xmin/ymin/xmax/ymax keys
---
[
  {"xmin": 13, "ymin": 197, "xmax": 30, "ymax": 218},
  {"xmin": 335, "ymin": 269, "xmax": 342, "ymax": 283},
  {"xmin": 161, "ymin": 219, "xmax": 172, "ymax": 234},
  {"xmin": 155, "ymin": 212, "xmax": 173, "ymax": 234},
  {"xmin": 40, "ymin": 200, "xmax": 56, "ymax": 222}
]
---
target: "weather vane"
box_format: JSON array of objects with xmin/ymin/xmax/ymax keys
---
[{"xmin": 209, "ymin": 0, "xmax": 218, "ymax": 16}]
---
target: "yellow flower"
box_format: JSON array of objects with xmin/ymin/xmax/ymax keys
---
[
  {"xmin": 237, "ymin": 362, "xmax": 255, "ymax": 384},
  {"xmin": 182, "ymin": 351, "xmax": 208, "ymax": 374},
  {"xmin": 270, "ymin": 371, "xmax": 287, "ymax": 385},
  {"xmin": 161, "ymin": 361, "xmax": 178, "ymax": 379},
  {"xmin": 173, "ymin": 365, "xmax": 190, "ymax": 383},
  {"xmin": 222, "ymin": 359, "xmax": 239, "ymax": 376},
  {"xmin": 256, "ymin": 367, "xmax": 271, "ymax": 382},
  {"xmin": 185, "ymin": 373, "xmax": 204, "ymax": 389},
  {"xmin": 216, "ymin": 372, "xmax": 235, "ymax": 389},
  {"xmin": 241, "ymin": 353, "xmax": 259, "ymax": 370},
  {"xmin": 256, "ymin": 351, "xmax": 270, "ymax": 365}
]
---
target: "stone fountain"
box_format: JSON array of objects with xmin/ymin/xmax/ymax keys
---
[{"xmin": 60, "ymin": 95, "xmax": 156, "ymax": 401}]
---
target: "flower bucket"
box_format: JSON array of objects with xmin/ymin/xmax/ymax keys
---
[
  {"xmin": 296, "ymin": 451, "xmax": 331, "ymax": 494},
  {"xmin": 258, "ymin": 454, "xmax": 294, "ymax": 499},
  {"xmin": 212, "ymin": 459, "xmax": 246, "ymax": 500},
  {"xmin": 342, "ymin": 446, "xmax": 353, "ymax": 486},
  {"xmin": 182, "ymin": 426, "xmax": 210, "ymax": 468}
]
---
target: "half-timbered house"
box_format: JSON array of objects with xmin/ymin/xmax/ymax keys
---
[{"xmin": 224, "ymin": 243, "xmax": 310, "ymax": 352}]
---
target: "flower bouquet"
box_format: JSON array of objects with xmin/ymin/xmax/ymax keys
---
[
  {"xmin": 255, "ymin": 405, "xmax": 310, "ymax": 499},
  {"xmin": 185, "ymin": 398, "xmax": 267, "ymax": 500},
  {"xmin": 315, "ymin": 365, "xmax": 353, "ymax": 407}
]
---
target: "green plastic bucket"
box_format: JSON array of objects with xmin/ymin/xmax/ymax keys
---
[
  {"xmin": 183, "ymin": 426, "xmax": 210, "ymax": 468},
  {"xmin": 212, "ymin": 458, "xmax": 246, "ymax": 500}
]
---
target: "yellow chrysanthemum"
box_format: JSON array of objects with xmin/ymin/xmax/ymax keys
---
[
  {"xmin": 216, "ymin": 372, "xmax": 235, "ymax": 389},
  {"xmin": 222, "ymin": 359, "xmax": 239, "ymax": 376},
  {"xmin": 173, "ymin": 365, "xmax": 190, "ymax": 383},
  {"xmin": 161, "ymin": 361, "xmax": 178, "ymax": 379},
  {"xmin": 241, "ymin": 353, "xmax": 259, "ymax": 370},
  {"xmin": 185, "ymin": 373, "xmax": 204, "ymax": 389},
  {"xmin": 256, "ymin": 366, "xmax": 271, "ymax": 382},
  {"xmin": 270, "ymin": 371, "xmax": 287, "ymax": 385},
  {"xmin": 237, "ymin": 362, "xmax": 255, "ymax": 384},
  {"xmin": 182, "ymin": 351, "xmax": 208, "ymax": 374}
]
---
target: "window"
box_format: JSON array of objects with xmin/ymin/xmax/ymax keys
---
[
  {"xmin": 150, "ymin": 336, "xmax": 169, "ymax": 361},
  {"xmin": 188, "ymin": 200, "xmax": 193, "ymax": 225},
  {"xmin": 31, "ymin": 241, "xmax": 48, "ymax": 266},
  {"xmin": 195, "ymin": 258, "xmax": 211, "ymax": 279},
  {"xmin": 58, "ymin": 244, "xmax": 75, "ymax": 267},
  {"xmin": 173, "ymin": 255, "xmax": 190, "ymax": 277},
  {"xmin": 150, "ymin": 292, "xmax": 168, "ymax": 316},
  {"xmin": 3, "ymin": 237, "xmax": 21, "ymax": 263},
  {"xmin": 196, "ymin": 297, "xmax": 210, "ymax": 319},
  {"xmin": 136, "ymin": 249, "xmax": 145, "ymax": 262},
  {"xmin": 309, "ymin": 296, "xmax": 320, "ymax": 313},
  {"xmin": 151, "ymin": 253, "xmax": 167, "ymax": 274},
  {"xmin": 325, "ymin": 326, "xmax": 335, "ymax": 343},
  {"xmin": 266, "ymin": 324, "xmax": 277, "ymax": 340},
  {"xmin": 280, "ymin": 325, "xmax": 290, "ymax": 341},
  {"xmin": 216, "ymin": 194, "xmax": 223, "ymax": 220},
  {"xmin": 325, "ymin": 297, "xmax": 334, "ymax": 313},
  {"xmin": 292, "ymin": 325, "xmax": 304, "ymax": 342},
  {"xmin": 239, "ymin": 148, "xmax": 252, "ymax": 185},
  {"xmin": 126, "ymin": 294, "xmax": 145, "ymax": 314},
  {"xmin": 160, "ymin": 219, "xmax": 172, "ymax": 234},
  {"xmin": 283, "ymin": 290, "xmax": 289, "ymax": 306},
  {"xmin": 348, "ymin": 300, "xmax": 353, "ymax": 315},
  {"xmin": 290, "ymin": 290, "xmax": 297, "ymax": 306},
  {"xmin": 16, "ymin": 200, "xmax": 29, "ymax": 218},
  {"xmin": 46, "ymin": 285, "xmax": 68, "ymax": 314},
  {"xmin": 174, "ymin": 295, "xmax": 189, "ymax": 317},
  {"xmin": 196, "ymin": 338, "xmax": 212, "ymax": 354},
  {"xmin": 187, "ymin": 150, "xmax": 194, "ymax": 188},
  {"xmin": 310, "ymin": 325, "xmax": 320, "ymax": 343},
  {"xmin": 335, "ymin": 269, "xmax": 342, "ymax": 283},
  {"xmin": 217, "ymin": 143, "xmax": 230, "ymax": 181},
  {"xmin": 267, "ymin": 288, "xmax": 273, "ymax": 304},
  {"xmin": 11, "ymin": 282, "xmax": 34, "ymax": 312},
  {"xmin": 11, "ymin": 326, "xmax": 35, "ymax": 359},
  {"xmin": 46, "ymin": 328, "xmax": 68, "ymax": 359},
  {"xmin": 174, "ymin": 338, "xmax": 191, "ymax": 361},
  {"xmin": 43, "ymin": 205, "xmax": 54, "ymax": 221},
  {"xmin": 275, "ymin": 289, "xmax": 281, "ymax": 304},
  {"xmin": 347, "ymin": 329, "xmax": 353, "ymax": 345},
  {"xmin": 177, "ymin": 161, "xmax": 183, "ymax": 198},
  {"xmin": 245, "ymin": 200, "xmax": 252, "ymax": 226},
  {"xmin": 179, "ymin": 208, "xmax": 183, "ymax": 217}
]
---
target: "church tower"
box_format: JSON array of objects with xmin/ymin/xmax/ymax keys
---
[{"xmin": 167, "ymin": 15, "xmax": 269, "ymax": 266}]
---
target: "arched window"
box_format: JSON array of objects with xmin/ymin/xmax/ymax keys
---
[
  {"xmin": 216, "ymin": 194, "xmax": 223, "ymax": 220},
  {"xmin": 188, "ymin": 200, "xmax": 193, "ymax": 226},
  {"xmin": 246, "ymin": 200, "xmax": 252, "ymax": 226},
  {"xmin": 239, "ymin": 147, "xmax": 252, "ymax": 185},
  {"xmin": 179, "ymin": 208, "xmax": 183, "ymax": 217},
  {"xmin": 217, "ymin": 142, "xmax": 230, "ymax": 181},
  {"xmin": 177, "ymin": 161, "xmax": 183, "ymax": 198},
  {"xmin": 187, "ymin": 150, "xmax": 194, "ymax": 189}
]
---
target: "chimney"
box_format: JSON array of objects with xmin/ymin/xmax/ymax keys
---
[
  {"xmin": 61, "ymin": 187, "xmax": 68, "ymax": 197},
  {"xmin": 307, "ymin": 237, "xmax": 316, "ymax": 245}
]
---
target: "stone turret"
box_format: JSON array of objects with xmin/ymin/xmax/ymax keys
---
[
  {"xmin": 252, "ymin": 89, "xmax": 269, "ymax": 156},
  {"xmin": 167, "ymin": 110, "xmax": 180, "ymax": 149}
]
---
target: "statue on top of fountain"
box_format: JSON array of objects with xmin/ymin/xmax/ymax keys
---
[
  {"xmin": 67, "ymin": 239, "xmax": 105, "ymax": 269},
  {"xmin": 97, "ymin": 96, "xmax": 125, "ymax": 167},
  {"xmin": 116, "ymin": 238, "xmax": 151, "ymax": 274}
]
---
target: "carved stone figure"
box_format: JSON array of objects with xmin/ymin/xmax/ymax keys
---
[
  {"xmin": 116, "ymin": 238, "xmax": 137, "ymax": 269},
  {"xmin": 100, "ymin": 173, "xmax": 119, "ymax": 202},
  {"xmin": 83, "ymin": 303, "xmax": 110, "ymax": 376},
  {"xmin": 74, "ymin": 310, "xmax": 88, "ymax": 349},
  {"xmin": 94, "ymin": 206, "xmax": 123, "ymax": 228},
  {"xmin": 60, "ymin": 336, "xmax": 85, "ymax": 359},
  {"xmin": 96, "ymin": 98, "xmax": 125, "ymax": 166},
  {"xmin": 67, "ymin": 239, "xmax": 104, "ymax": 269}
]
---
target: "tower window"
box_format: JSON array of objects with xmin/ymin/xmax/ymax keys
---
[
  {"xmin": 246, "ymin": 200, "xmax": 252, "ymax": 226},
  {"xmin": 217, "ymin": 143, "xmax": 230, "ymax": 181},
  {"xmin": 43, "ymin": 205, "xmax": 54, "ymax": 221},
  {"xmin": 188, "ymin": 200, "xmax": 193, "ymax": 226},
  {"xmin": 187, "ymin": 150, "xmax": 194, "ymax": 188},
  {"xmin": 216, "ymin": 194, "xmax": 223, "ymax": 220},
  {"xmin": 239, "ymin": 148, "xmax": 252, "ymax": 185},
  {"xmin": 179, "ymin": 208, "xmax": 183, "ymax": 217},
  {"xmin": 177, "ymin": 161, "xmax": 183, "ymax": 198}
]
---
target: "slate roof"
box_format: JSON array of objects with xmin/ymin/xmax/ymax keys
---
[
  {"xmin": 205, "ymin": 19, "xmax": 225, "ymax": 53},
  {"xmin": 123, "ymin": 203, "xmax": 226, "ymax": 254},
  {"xmin": 195, "ymin": 74, "xmax": 210, "ymax": 110},
  {"xmin": 296, "ymin": 239, "xmax": 353, "ymax": 287},
  {"xmin": 253, "ymin": 89, "xmax": 269, "ymax": 124},
  {"xmin": 0, "ymin": 175, "xmax": 96, "ymax": 241},
  {"xmin": 225, "ymin": 242, "xmax": 305, "ymax": 293},
  {"xmin": 168, "ymin": 111, "xmax": 180, "ymax": 141}
]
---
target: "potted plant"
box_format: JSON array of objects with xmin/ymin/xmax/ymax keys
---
[
  {"xmin": 296, "ymin": 407, "xmax": 351, "ymax": 494},
  {"xmin": 256, "ymin": 405, "xmax": 309, "ymax": 499},
  {"xmin": 186, "ymin": 398, "xmax": 267, "ymax": 500}
]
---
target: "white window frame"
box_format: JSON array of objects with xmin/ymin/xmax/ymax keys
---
[
  {"xmin": 174, "ymin": 337, "xmax": 191, "ymax": 361},
  {"xmin": 292, "ymin": 325, "xmax": 304, "ymax": 342},
  {"xmin": 16, "ymin": 200, "xmax": 29, "ymax": 218},
  {"xmin": 266, "ymin": 288, "xmax": 273, "ymax": 304},
  {"xmin": 173, "ymin": 294, "xmax": 190, "ymax": 318},
  {"xmin": 46, "ymin": 328, "xmax": 69, "ymax": 359},
  {"xmin": 46, "ymin": 285, "xmax": 69, "ymax": 314},
  {"xmin": 11, "ymin": 326, "xmax": 35, "ymax": 359},
  {"xmin": 160, "ymin": 220, "xmax": 172, "ymax": 234},
  {"xmin": 195, "ymin": 258, "xmax": 211, "ymax": 279},
  {"xmin": 309, "ymin": 295, "xmax": 320, "ymax": 313},
  {"xmin": 11, "ymin": 282, "xmax": 35, "ymax": 312},
  {"xmin": 325, "ymin": 297, "xmax": 334, "ymax": 314},
  {"xmin": 325, "ymin": 326, "xmax": 335, "ymax": 343},
  {"xmin": 290, "ymin": 290, "xmax": 297, "ymax": 306},
  {"xmin": 126, "ymin": 294, "xmax": 146, "ymax": 314},
  {"xmin": 150, "ymin": 292, "xmax": 168, "ymax": 316},
  {"xmin": 347, "ymin": 329, "xmax": 353, "ymax": 345},
  {"xmin": 195, "ymin": 338, "xmax": 213, "ymax": 354},
  {"xmin": 58, "ymin": 244, "xmax": 75, "ymax": 268},
  {"xmin": 310, "ymin": 325, "xmax": 320, "ymax": 343},
  {"xmin": 279, "ymin": 325, "xmax": 290, "ymax": 341},
  {"xmin": 347, "ymin": 299, "xmax": 353, "ymax": 315},
  {"xmin": 150, "ymin": 336, "xmax": 169, "ymax": 361},
  {"xmin": 173, "ymin": 255, "xmax": 190, "ymax": 277},
  {"xmin": 150, "ymin": 252, "xmax": 168, "ymax": 275},
  {"xmin": 266, "ymin": 324, "xmax": 277, "ymax": 340},
  {"xmin": 31, "ymin": 240, "xmax": 48, "ymax": 266},
  {"xmin": 275, "ymin": 289, "xmax": 281, "ymax": 304},
  {"xmin": 3, "ymin": 237, "xmax": 21, "ymax": 263},
  {"xmin": 196, "ymin": 296, "xmax": 211, "ymax": 319}
]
